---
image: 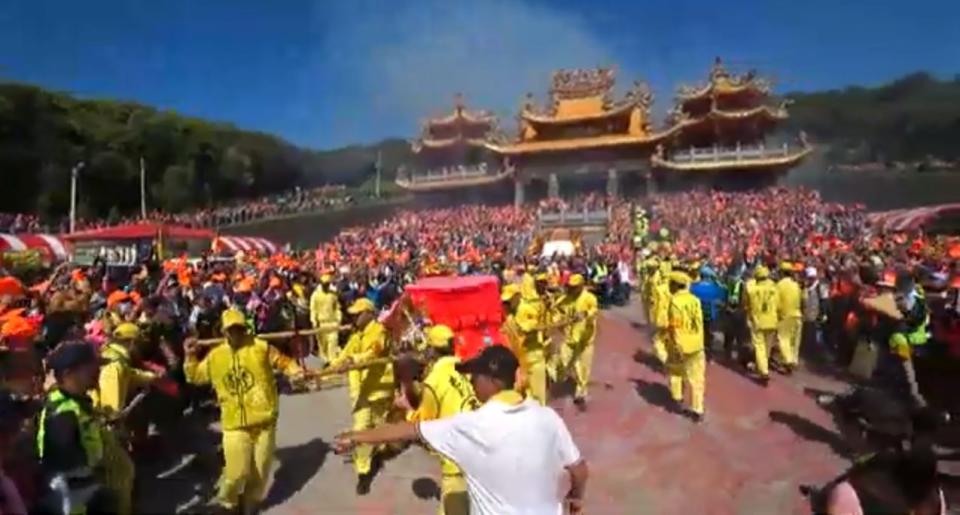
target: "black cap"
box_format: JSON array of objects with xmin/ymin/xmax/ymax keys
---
[
  {"xmin": 47, "ymin": 342, "xmax": 98, "ymax": 375},
  {"xmin": 456, "ymin": 345, "xmax": 519, "ymax": 384}
]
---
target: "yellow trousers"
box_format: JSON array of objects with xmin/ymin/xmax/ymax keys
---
[
  {"xmin": 217, "ymin": 424, "xmax": 276, "ymax": 512},
  {"xmin": 351, "ymin": 397, "xmax": 392, "ymax": 475},
  {"xmin": 750, "ymin": 328, "xmax": 777, "ymax": 377},
  {"xmin": 317, "ymin": 329, "xmax": 340, "ymax": 364},
  {"xmin": 777, "ymin": 317, "xmax": 803, "ymax": 366},
  {"xmin": 439, "ymin": 474, "xmax": 469, "ymax": 515},
  {"xmin": 101, "ymin": 428, "xmax": 134, "ymax": 515},
  {"xmin": 667, "ymin": 350, "xmax": 706, "ymax": 415},
  {"xmin": 653, "ymin": 328, "xmax": 669, "ymax": 364},
  {"xmin": 524, "ymin": 351, "xmax": 548, "ymax": 406},
  {"xmin": 560, "ymin": 341, "xmax": 595, "ymax": 400}
]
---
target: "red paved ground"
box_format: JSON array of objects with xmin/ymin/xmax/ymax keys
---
[
  {"xmin": 146, "ymin": 302, "xmax": 852, "ymax": 514},
  {"xmin": 552, "ymin": 304, "xmax": 849, "ymax": 515}
]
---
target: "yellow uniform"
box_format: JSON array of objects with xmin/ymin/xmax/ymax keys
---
[
  {"xmin": 515, "ymin": 294, "xmax": 548, "ymax": 405},
  {"xmin": 501, "ymin": 313, "xmax": 528, "ymax": 390},
  {"xmin": 409, "ymin": 356, "xmax": 478, "ymax": 515},
  {"xmin": 90, "ymin": 341, "xmax": 155, "ymax": 515},
  {"xmin": 310, "ymin": 285, "xmax": 342, "ymax": 363},
  {"xmin": 329, "ymin": 320, "xmax": 394, "ymax": 475},
  {"xmin": 184, "ymin": 335, "xmax": 302, "ymax": 511},
  {"xmin": 558, "ymin": 288, "xmax": 599, "ymax": 400},
  {"xmin": 651, "ymin": 279, "xmax": 672, "ymax": 364},
  {"xmin": 745, "ymin": 277, "xmax": 779, "ymax": 377},
  {"xmin": 776, "ymin": 276, "xmax": 803, "ymax": 366},
  {"xmin": 668, "ymin": 286, "xmax": 706, "ymax": 415}
]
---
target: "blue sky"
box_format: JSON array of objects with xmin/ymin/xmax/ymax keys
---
[{"xmin": 1, "ymin": 0, "xmax": 957, "ymax": 149}]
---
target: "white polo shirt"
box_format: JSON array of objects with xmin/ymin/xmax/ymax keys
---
[{"xmin": 417, "ymin": 390, "xmax": 582, "ymax": 515}]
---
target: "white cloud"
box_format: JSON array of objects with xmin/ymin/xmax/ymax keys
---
[{"xmin": 314, "ymin": 0, "xmax": 632, "ymax": 138}]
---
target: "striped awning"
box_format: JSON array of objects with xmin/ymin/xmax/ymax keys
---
[
  {"xmin": 867, "ymin": 203, "xmax": 960, "ymax": 232},
  {"xmin": 213, "ymin": 236, "xmax": 279, "ymax": 255},
  {"xmin": 0, "ymin": 233, "xmax": 70, "ymax": 260}
]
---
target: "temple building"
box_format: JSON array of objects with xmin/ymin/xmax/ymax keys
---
[
  {"xmin": 652, "ymin": 58, "xmax": 812, "ymax": 185},
  {"xmin": 395, "ymin": 94, "xmax": 512, "ymax": 193},
  {"xmin": 397, "ymin": 59, "xmax": 812, "ymax": 204},
  {"xmin": 487, "ymin": 68, "xmax": 681, "ymax": 205}
]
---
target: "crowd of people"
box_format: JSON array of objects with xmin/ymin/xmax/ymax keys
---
[
  {"xmin": 0, "ymin": 186, "xmax": 956, "ymax": 514},
  {"xmin": 0, "ymin": 185, "xmax": 356, "ymax": 234}
]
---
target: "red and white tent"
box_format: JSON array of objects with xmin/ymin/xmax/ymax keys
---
[
  {"xmin": 868, "ymin": 203, "xmax": 960, "ymax": 232},
  {"xmin": 213, "ymin": 236, "xmax": 280, "ymax": 255},
  {"xmin": 0, "ymin": 233, "xmax": 70, "ymax": 260}
]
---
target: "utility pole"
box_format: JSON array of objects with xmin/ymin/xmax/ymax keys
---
[
  {"xmin": 374, "ymin": 150, "xmax": 382, "ymax": 199},
  {"xmin": 139, "ymin": 156, "xmax": 147, "ymax": 218},
  {"xmin": 69, "ymin": 161, "xmax": 85, "ymax": 234}
]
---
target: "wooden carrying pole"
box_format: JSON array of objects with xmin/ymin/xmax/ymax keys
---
[{"xmin": 196, "ymin": 324, "xmax": 347, "ymax": 346}]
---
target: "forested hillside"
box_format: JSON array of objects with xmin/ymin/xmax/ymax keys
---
[{"xmin": 785, "ymin": 72, "xmax": 960, "ymax": 165}]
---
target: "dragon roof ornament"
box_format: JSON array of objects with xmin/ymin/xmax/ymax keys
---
[{"xmin": 550, "ymin": 67, "xmax": 616, "ymax": 100}]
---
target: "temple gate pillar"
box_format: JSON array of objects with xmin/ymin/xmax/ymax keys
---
[
  {"xmin": 514, "ymin": 176, "xmax": 525, "ymax": 207},
  {"xmin": 606, "ymin": 168, "xmax": 619, "ymax": 198},
  {"xmin": 547, "ymin": 173, "xmax": 560, "ymax": 199}
]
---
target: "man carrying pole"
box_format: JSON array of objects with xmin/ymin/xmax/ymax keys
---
[{"xmin": 183, "ymin": 309, "xmax": 304, "ymax": 515}]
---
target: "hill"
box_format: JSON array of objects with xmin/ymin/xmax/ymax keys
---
[{"xmin": 784, "ymin": 72, "xmax": 960, "ymax": 165}]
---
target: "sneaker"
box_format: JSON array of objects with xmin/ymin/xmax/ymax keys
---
[{"xmin": 356, "ymin": 473, "xmax": 373, "ymax": 495}]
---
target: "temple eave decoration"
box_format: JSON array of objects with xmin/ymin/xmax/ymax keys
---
[
  {"xmin": 412, "ymin": 137, "xmax": 492, "ymax": 153},
  {"xmin": 395, "ymin": 165, "xmax": 514, "ymax": 191},
  {"xmin": 520, "ymin": 80, "xmax": 654, "ymax": 125},
  {"xmin": 652, "ymin": 135, "xmax": 813, "ymax": 173},
  {"xmin": 675, "ymin": 57, "xmax": 772, "ymax": 102},
  {"xmin": 485, "ymin": 124, "xmax": 684, "ymax": 155}
]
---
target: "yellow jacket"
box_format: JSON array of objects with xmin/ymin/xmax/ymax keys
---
[
  {"xmin": 652, "ymin": 281, "xmax": 672, "ymax": 329},
  {"xmin": 669, "ymin": 289, "xmax": 704, "ymax": 354},
  {"xmin": 90, "ymin": 342, "xmax": 156, "ymax": 417},
  {"xmin": 776, "ymin": 277, "xmax": 802, "ymax": 319},
  {"xmin": 331, "ymin": 320, "xmax": 394, "ymax": 404},
  {"xmin": 501, "ymin": 314, "xmax": 528, "ymax": 375},
  {"xmin": 409, "ymin": 355, "xmax": 478, "ymax": 475},
  {"xmin": 184, "ymin": 336, "xmax": 302, "ymax": 431},
  {"xmin": 558, "ymin": 289, "xmax": 599, "ymax": 346},
  {"xmin": 310, "ymin": 287, "xmax": 341, "ymax": 328},
  {"xmin": 515, "ymin": 297, "xmax": 546, "ymax": 355},
  {"xmin": 746, "ymin": 279, "xmax": 780, "ymax": 330}
]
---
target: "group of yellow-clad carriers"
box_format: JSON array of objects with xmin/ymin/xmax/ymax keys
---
[
  {"xmin": 642, "ymin": 258, "xmax": 807, "ymax": 421},
  {"xmin": 33, "ymin": 255, "xmax": 809, "ymax": 515}
]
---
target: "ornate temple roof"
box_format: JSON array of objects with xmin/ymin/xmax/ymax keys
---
[
  {"xmin": 668, "ymin": 101, "xmax": 791, "ymax": 128},
  {"xmin": 675, "ymin": 57, "xmax": 771, "ymax": 103},
  {"xmin": 413, "ymin": 94, "xmax": 498, "ymax": 154},
  {"xmin": 485, "ymin": 123, "xmax": 688, "ymax": 155},
  {"xmin": 423, "ymin": 93, "xmax": 496, "ymax": 129},
  {"xmin": 519, "ymin": 68, "xmax": 654, "ymax": 125}
]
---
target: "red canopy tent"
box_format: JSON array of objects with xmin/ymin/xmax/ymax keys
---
[
  {"xmin": 402, "ymin": 275, "xmax": 507, "ymax": 360},
  {"xmin": 62, "ymin": 222, "xmax": 214, "ymax": 241}
]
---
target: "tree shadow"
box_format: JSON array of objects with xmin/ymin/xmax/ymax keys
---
[
  {"xmin": 411, "ymin": 476, "xmax": 440, "ymax": 501},
  {"xmin": 629, "ymin": 378, "xmax": 681, "ymax": 415},
  {"xmin": 261, "ymin": 437, "xmax": 331, "ymax": 509},
  {"xmin": 768, "ymin": 410, "xmax": 853, "ymax": 459}
]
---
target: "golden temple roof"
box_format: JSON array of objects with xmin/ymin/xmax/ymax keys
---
[
  {"xmin": 669, "ymin": 102, "xmax": 790, "ymax": 127},
  {"xmin": 651, "ymin": 135, "xmax": 813, "ymax": 173},
  {"xmin": 395, "ymin": 166, "xmax": 514, "ymax": 191},
  {"xmin": 485, "ymin": 123, "xmax": 687, "ymax": 155},
  {"xmin": 424, "ymin": 93, "xmax": 496, "ymax": 128},
  {"xmin": 676, "ymin": 57, "xmax": 771, "ymax": 102},
  {"xmin": 520, "ymin": 68, "xmax": 655, "ymax": 125}
]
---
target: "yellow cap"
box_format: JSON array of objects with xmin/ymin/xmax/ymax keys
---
[
  {"xmin": 669, "ymin": 271, "xmax": 691, "ymax": 286},
  {"xmin": 113, "ymin": 323, "xmax": 140, "ymax": 340},
  {"xmin": 568, "ymin": 274, "xmax": 585, "ymax": 287},
  {"xmin": 221, "ymin": 309, "xmax": 247, "ymax": 331},
  {"xmin": 779, "ymin": 262, "xmax": 794, "ymax": 272},
  {"xmin": 347, "ymin": 298, "xmax": 376, "ymax": 315},
  {"xmin": 754, "ymin": 265, "xmax": 770, "ymax": 279},
  {"xmin": 426, "ymin": 325, "xmax": 455, "ymax": 349},
  {"xmin": 535, "ymin": 273, "xmax": 549, "ymax": 282},
  {"xmin": 501, "ymin": 284, "xmax": 520, "ymax": 301},
  {"xmin": 320, "ymin": 274, "xmax": 332, "ymax": 284}
]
